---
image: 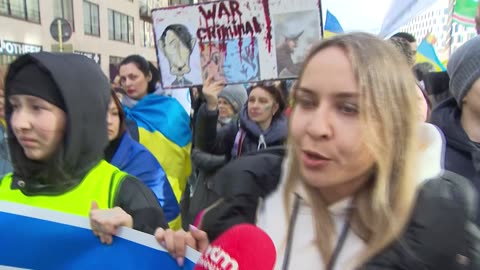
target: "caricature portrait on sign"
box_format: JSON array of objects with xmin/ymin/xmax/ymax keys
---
[
  {"xmin": 158, "ymin": 24, "xmax": 197, "ymax": 87},
  {"xmin": 274, "ymin": 11, "xmax": 320, "ymax": 78}
]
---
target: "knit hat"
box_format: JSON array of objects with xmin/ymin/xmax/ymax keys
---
[
  {"xmin": 7, "ymin": 63, "xmax": 65, "ymax": 111},
  {"xmin": 218, "ymin": 84, "xmax": 248, "ymax": 113},
  {"xmin": 447, "ymin": 35, "xmax": 480, "ymax": 107}
]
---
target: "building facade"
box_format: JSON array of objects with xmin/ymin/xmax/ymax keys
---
[
  {"xmin": 0, "ymin": 0, "xmax": 192, "ymax": 80},
  {"xmin": 400, "ymin": 0, "xmax": 477, "ymax": 59}
]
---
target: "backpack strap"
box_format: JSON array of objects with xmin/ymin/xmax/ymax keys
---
[{"xmin": 231, "ymin": 129, "xmax": 246, "ymax": 159}]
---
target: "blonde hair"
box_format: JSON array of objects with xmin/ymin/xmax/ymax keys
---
[
  {"xmin": 284, "ymin": 32, "xmax": 419, "ymax": 266},
  {"xmin": 0, "ymin": 65, "xmax": 8, "ymax": 90}
]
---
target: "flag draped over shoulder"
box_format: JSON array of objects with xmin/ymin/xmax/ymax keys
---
[
  {"xmin": 124, "ymin": 94, "xmax": 192, "ymax": 230},
  {"xmin": 454, "ymin": 0, "xmax": 478, "ymax": 26},
  {"xmin": 324, "ymin": 10, "xmax": 344, "ymax": 38},
  {"xmin": 416, "ymin": 38, "xmax": 446, "ymax": 72},
  {"xmin": 111, "ymin": 133, "xmax": 180, "ymax": 226}
]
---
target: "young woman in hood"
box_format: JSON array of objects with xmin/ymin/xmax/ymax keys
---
[
  {"xmin": 155, "ymin": 33, "xmax": 478, "ymax": 269},
  {"xmin": 105, "ymin": 90, "xmax": 179, "ymax": 226},
  {"xmin": 118, "ymin": 55, "xmax": 191, "ymax": 229},
  {"xmin": 195, "ymin": 76, "xmax": 288, "ymax": 160},
  {"xmin": 0, "ymin": 52, "xmax": 168, "ymax": 244}
]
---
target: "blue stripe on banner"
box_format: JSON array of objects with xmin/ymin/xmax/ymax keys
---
[{"xmin": 0, "ymin": 202, "xmax": 198, "ymax": 270}]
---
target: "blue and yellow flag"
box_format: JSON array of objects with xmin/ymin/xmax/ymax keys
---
[
  {"xmin": 124, "ymin": 95, "xmax": 192, "ymax": 230},
  {"xmin": 416, "ymin": 37, "xmax": 446, "ymax": 72},
  {"xmin": 324, "ymin": 10, "xmax": 344, "ymax": 38}
]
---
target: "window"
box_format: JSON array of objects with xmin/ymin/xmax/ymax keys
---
[
  {"xmin": 169, "ymin": 0, "xmax": 192, "ymax": 5},
  {"xmin": 109, "ymin": 55, "xmax": 125, "ymax": 81},
  {"xmin": 108, "ymin": 10, "xmax": 134, "ymax": 44},
  {"xmin": 0, "ymin": 0, "xmax": 40, "ymax": 23},
  {"xmin": 141, "ymin": 21, "xmax": 155, "ymax": 47},
  {"xmin": 54, "ymin": 0, "xmax": 75, "ymax": 30},
  {"xmin": 83, "ymin": 1, "xmax": 99, "ymax": 36}
]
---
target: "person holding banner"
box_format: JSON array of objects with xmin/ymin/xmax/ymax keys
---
[
  {"xmin": 0, "ymin": 52, "xmax": 168, "ymax": 244},
  {"xmin": 118, "ymin": 54, "xmax": 191, "ymax": 230},
  {"xmin": 105, "ymin": 90, "xmax": 180, "ymax": 228},
  {"xmin": 156, "ymin": 33, "xmax": 478, "ymax": 269}
]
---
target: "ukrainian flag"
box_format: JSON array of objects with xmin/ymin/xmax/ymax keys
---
[
  {"xmin": 416, "ymin": 38, "xmax": 446, "ymax": 72},
  {"xmin": 324, "ymin": 10, "xmax": 344, "ymax": 38},
  {"xmin": 124, "ymin": 94, "xmax": 192, "ymax": 230}
]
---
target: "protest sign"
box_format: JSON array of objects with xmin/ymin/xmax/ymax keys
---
[{"xmin": 152, "ymin": 0, "xmax": 322, "ymax": 88}]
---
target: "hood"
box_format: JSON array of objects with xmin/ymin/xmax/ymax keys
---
[
  {"xmin": 5, "ymin": 52, "xmax": 110, "ymax": 193},
  {"xmin": 430, "ymin": 97, "xmax": 475, "ymax": 153},
  {"xmin": 239, "ymin": 106, "xmax": 288, "ymax": 145}
]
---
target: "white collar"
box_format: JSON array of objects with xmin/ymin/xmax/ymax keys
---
[{"xmin": 416, "ymin": 123, "xmax": 446, "ymax": 183}]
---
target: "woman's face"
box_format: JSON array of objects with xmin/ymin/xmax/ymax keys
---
[
  {"xmin": 9, "ymin": 95, "xmax": 66, "ymax": 161},
  {"xmin": 119, "ymin": 63, "xmax": 151, "ymax": 100},
  {"xmin": 107, "ymin": 98, "xmax": 120, "ymax": 141},
  {"xmin": 247, "ymin": 87, "xmax": 278, "ymax": 128},
  {"xmin": 218, "ymin": 97, "xmax": 235, "ymax": 119},
  {"xmin": 290, "ymin": 47, "xmax": 375, "ymax": 202}
]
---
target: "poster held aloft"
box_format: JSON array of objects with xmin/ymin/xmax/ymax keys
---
[{"xmin": 152, "ymin": 0, "xmax": 322, "ymax": 88}]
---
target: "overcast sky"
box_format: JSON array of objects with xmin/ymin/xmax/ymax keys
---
[{"xmin": 321, "ymin": 0, "xmax": 443, "ymax": 36}]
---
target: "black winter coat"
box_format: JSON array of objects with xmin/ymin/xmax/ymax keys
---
[
  {"xmin": 199, "ymin": 146, "xmax": 285, "ymax": 241},
  {"xmin": 430, "ymin": 97, "xmax": 480, "ymax": 224}
]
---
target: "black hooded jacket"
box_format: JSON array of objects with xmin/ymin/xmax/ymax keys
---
[
  {"xmin": 430, "ymin": 97, "xmax": 480, "ymax": 224},
  {"xmin": 3, "ymin": 53, "xmax": 167, "ymax": 233},
  {"xmin": 198, "ymin": 146, "xmax": 285, "ymax": 241}
]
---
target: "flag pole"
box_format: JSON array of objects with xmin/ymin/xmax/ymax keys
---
[
  {"xmin": 447, "ymin": 0, "xmax": 455, "ymax": 57},
  {"xmin": 476, "ymin": 1, "xmax": 480, "ymax": 34}
]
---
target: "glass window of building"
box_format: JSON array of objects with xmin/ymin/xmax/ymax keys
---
[
  {"xmin": 108, "ymin": 10, "xmax": 134, "ymax": 44},
  {"xmin": 54, "ymin": 0, "xmax": 75, "ymax": 31},
  {"xmin": 169, "ymin": 0, "xmax": 192, "ymax": 5},
  {"xmin": 141, "ymin": 21, "xmax": 155, "ymax": 48},
  {"xmin": 83, "ymin": 1, "xmax": 99, "ymax": 36},
  {"xmin": 0, "ymin": 0, "xmax": 40, "ymax": 23}
]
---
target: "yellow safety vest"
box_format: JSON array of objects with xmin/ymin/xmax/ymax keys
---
[{"xmin": 0, "ymin": 160, "xmax": 127, "ymax": 217}]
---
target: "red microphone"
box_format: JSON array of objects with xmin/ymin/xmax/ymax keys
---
[{"xmin": 194, "ymin": 224, "xmax": 276, "ymax": 270}]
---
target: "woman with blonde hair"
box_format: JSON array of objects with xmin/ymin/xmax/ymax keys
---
[{"xmin": 155, "ymin": 32, "xmax": 477, "ymax": 269}]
